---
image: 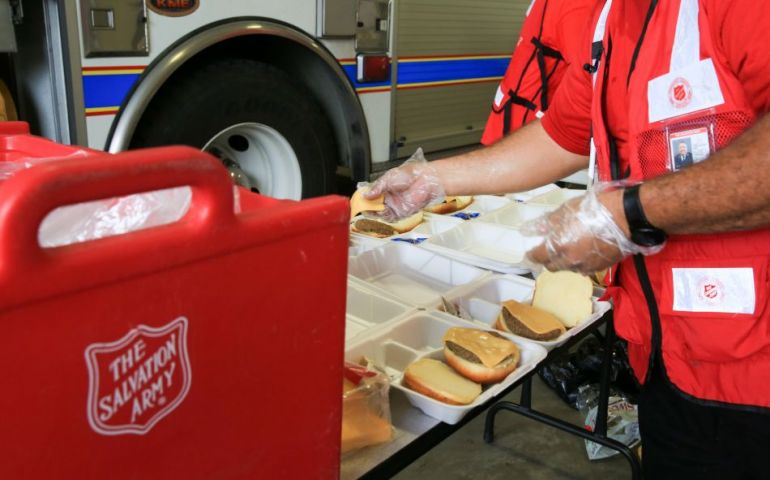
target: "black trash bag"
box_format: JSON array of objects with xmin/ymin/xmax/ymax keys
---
[{"xmin": 537, "ymin": 335, "xmax": 639, "ymax": 409}]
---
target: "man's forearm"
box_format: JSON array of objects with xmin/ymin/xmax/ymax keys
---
[
  {"xmin": 430, "ymin": 120, "xmax": 589, "ymax": 196},
  {"xmin": 603, "ymin": 113, "xmax": 770, "ymax": 236}
]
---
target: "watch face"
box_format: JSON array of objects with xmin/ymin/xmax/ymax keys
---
[{"xmin": 632, "ymin": 227, "xmax": 667, "ymax": 247}]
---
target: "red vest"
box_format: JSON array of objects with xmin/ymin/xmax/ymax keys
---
[
  {"xmin": 482, "ymin": 0, "xmax": 566, "ymax": 145},
  {"xmin": 592, "ymin": 0, "xmax": 770, "ymax": 409}
]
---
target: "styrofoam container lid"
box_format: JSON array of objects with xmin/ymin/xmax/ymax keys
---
[
  {"xmin": 349, "ymin": 232, "xmax": 388, "ymax": 258},
  {"xmin": 440, "ymin": 195, "xmax": 511, "ymax": 220},
  {"xmin": 344, "ymin": 311, "xmax": 547, "ymax": 425},
  {"xmin": 505, "ymin": 184, "xmax": 561, "ymax": 202},
  {"xmin": 441, "ymin": 274, "xmax": 612, "ymax": 350},
  {"xmin": 345, "ymin": 277, "xmax": 414, "ymax": 344},
  {"xmin": 477, "ymin": 202, "xmax": 556, "ymax": 228},
  {"xmin": 384, "ymin": 214, "xmax": 464, "ymax": 246},
  {"xmin": 348, "ymin": 242, "xmax": 490, "ymax": 308},
  {"xmin": 422, "ymin": 221, "xmax": 542, "ymax": 274},
  {"xmin": 527, "ymin": 187, "xmax": 585, "ymax": 206},
  {"xmin": 349, "ymin": 213, "xmax": 460, "ymax": 244}
]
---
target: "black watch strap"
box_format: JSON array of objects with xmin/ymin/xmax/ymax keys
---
[{"xmin": 623, "ymin": 184, "xmax": 667, "ymax": 247}]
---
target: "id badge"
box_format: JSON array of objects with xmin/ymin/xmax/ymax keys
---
[{"xmin": 665, "ymin": 123, "xmax": 716, "ymax": 172}]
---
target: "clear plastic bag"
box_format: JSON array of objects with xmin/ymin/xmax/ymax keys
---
[
  {"xmin": 39, "ymin": 188, "xmax": 192, "ymax": 247},
  {"xmin": 341, "ymin": 360, "xmax": 394, "ymax": 454},
  {"xmin": 582, "ymin": 393, "xmax": 640, "ymax": 461},
  {"xmin": 0, "ymin": 157, "xmax": 234, "ymax": 247}
]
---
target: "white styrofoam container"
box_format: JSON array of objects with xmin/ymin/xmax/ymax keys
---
[
  {"xmin": 345, "ymin": 278, "xmax": 414, "ymax": 343},
  {"xmin": 527, "ymin": 187, "xmax": 585, "ymax": 207},
  {"xmin": 348, "ymin": 242, "xmax": 490, "ymax": 308},
  {"xmin": 421, "ymin": 221, "xmax": 543, "ymax": 274},
  {"xmin": 386, "ymin": 213, "xmax": 464, "ymax": 246},
  {"xmin": 344, "ymin": 311, "xmax": 547, "ymax": 424},
  {"xmin": 441, "ymin": 274, "xmax": 612, "ymax": 350},
  {"xmin": 349, "ymin": 233, "xmax": 388, "ymax": 258},
  {"xmin": 349, "ymin": 212, "xmax": 462, "ymax": 246},
  {"xmin": 443, "ymin": 195, "xmax": 511, "ymax": 220},
  {"xmin": 478, "ymin": 202, "xmax": 556, "ymax": 228},
  {"xmin": 504, "ymin": 184, "xmax": 561, "ymax": 202}
]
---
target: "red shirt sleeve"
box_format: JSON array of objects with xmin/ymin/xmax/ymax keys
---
[
  {"xmin": 540, "ymin": 58, "xmax": 593, "ymax": 156},
  {"xmin": 540, "ymin": 0, "xmax": 595, "ymax": 156},
  {"xmin": 711, "ymin": 0, "xmax": 770, "ymax": 115}
]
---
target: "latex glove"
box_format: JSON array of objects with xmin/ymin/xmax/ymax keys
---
[
  {"xmin": 523, "ymin": 184, "xmax": 664, "ymax": 274},
  {"xmin": 361, "ymin": 148, "xmax": 445, "ymax": 222}
]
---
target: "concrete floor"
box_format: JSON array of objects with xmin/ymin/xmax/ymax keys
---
[{"xmin": 394, "ymin": 376, "xmax": 633, "ymax": 480}]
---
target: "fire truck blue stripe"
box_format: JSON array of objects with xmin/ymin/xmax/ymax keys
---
[
  {"xmin": 83, "ymin": 74, "xmax": 141, "ymax": 109},
  {"xmin": 397, "ymin": 58, "xmax": 509, "ymax": 85}
]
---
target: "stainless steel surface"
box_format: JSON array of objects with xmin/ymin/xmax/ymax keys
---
[
  {"xmin": 356, "ymin": 0, "xmax": 389, "ymax": 52},
  {"xmin": 108, "ymin": 19, "xmax": 368, "ymax": 159},
  {"xmin": 0, "ymin": 0, "xmax": 17, "ymax": 52},
  {"xmin": 393, "ymin": 0, "xmax": 527, "ymax": 156},
  {"xmin": 317, "ymin": 0, "xmax": 356, "ymax": 37},
  {"xmin": 395, "ymin": 83, "xmax": 497, "ymax": 158},
  {"xmin": 340, "ymin": 391, "xmax": 441, "ymax": 480},
  {"xmin": 79, "ymin": 0, "xmax": 148, "ymax": 57}
]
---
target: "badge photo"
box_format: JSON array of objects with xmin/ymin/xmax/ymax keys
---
[{"xmin": 666, "ymin": 125, "xmax": 715, "ymax": 172}]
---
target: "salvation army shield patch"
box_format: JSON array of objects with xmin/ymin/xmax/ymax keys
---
[{"xmin": 85, "ymin": 317, "xmax": 191, "ymax": 435}]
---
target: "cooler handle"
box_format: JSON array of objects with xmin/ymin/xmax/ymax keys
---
[{"xmin": 0, "ymin": 146, "xmax": 235, "ymax": 267}]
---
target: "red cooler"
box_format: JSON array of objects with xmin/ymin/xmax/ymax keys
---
[{"xmin": 0, "ymin": 123, "xmax": 349, "ymax": 479}]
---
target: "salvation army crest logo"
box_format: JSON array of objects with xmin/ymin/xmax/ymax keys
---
[
  {"xmin": 85, "ymin": 317, "xmax": 191, "ymax": 436},
  {"xmin": 696, "ymin": 277, "xmax": 725, "ymax": 306},
  {"xmin": 668, "ymin": 77, "xmax": 693, "ymax": 109}
]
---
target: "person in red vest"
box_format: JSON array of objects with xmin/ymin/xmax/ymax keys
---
[
  {"xmin": 482, "ymin": 0, "xmax": 595, "ymax": 145},
  {"xmin": 366, "ymin": 0, "xmax": 770, "ymax": 476}
]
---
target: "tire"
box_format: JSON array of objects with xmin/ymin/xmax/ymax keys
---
[{"xmin": 130, "ymin": 58, "xmax": 337, "ymax": 199}]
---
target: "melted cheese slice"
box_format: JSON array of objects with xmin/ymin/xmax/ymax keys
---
[
  {"xmin": 350, "ymin": 189, "xmax": 386, "ymax": 218},
  {"xmin": 501, "ymin": 299, "xmax": 566, "ymax": 334},
  {"xmin": 443, "ymin": 327, "xmax": 519, "ymax": 368}
]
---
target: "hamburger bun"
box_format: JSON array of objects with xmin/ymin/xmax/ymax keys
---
[
  {"xmin": 350, "ymin": 211, "xmax": 424, "ymax": 238},
  {"xmin": 350, "ymin": 188, "xmax": 386, "ymax": 218},
  {"xmin": 495, "ymin": 299, "xmax": 566, "ymax": 341},
  {"xmin": 424, "ymin": 196, "xmax": 473, "ymax": 214},
  {"xmin": 403, "ymin": 358, "xmax": 481, "ymax": 405},
  {"xmin": 532, "ymin": 270, "xmax": 593, "ymax": 328},
  {"xmin": 442, "ymin": 327, "xmax": 520, "ymax": 384}
]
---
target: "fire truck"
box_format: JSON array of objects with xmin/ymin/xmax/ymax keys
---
[{"xmin": 0, "ymin": 0, "xmax": 528, "ymax": 198}]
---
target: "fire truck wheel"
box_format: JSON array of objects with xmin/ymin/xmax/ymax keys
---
[{"xmin": 130, "ymin": 58, "xmax": 337, "ymax": 199}]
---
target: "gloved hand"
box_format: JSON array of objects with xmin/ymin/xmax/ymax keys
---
[
  {"xmin": 361, "ymin": 148, "xmax": 445, "ymax": 222},
  {"xmin": 523, "ymin": 184, "xmax": 664, "ymax": 274}
]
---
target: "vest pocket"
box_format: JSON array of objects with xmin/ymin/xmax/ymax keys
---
[{"xmin": 659, "ymin": 256, "xmax": 770, "ymax": 362}]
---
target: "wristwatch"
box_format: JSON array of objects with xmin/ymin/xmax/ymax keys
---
[{"xmin": 622, "ymin": 184, "xmax": 667, "ymax": 247}]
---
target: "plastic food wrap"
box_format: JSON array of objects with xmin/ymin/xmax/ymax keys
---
[
  {"xmin": 358, "ymin": 148, "xmax": 445, "ymax": 222},
  {"xmin": 341, "ymin": 361, "xmax": 393, "ymax": 454},
  {"xmin": 522, "ymin": 182, "xmax": 665, "ymax": 273}
]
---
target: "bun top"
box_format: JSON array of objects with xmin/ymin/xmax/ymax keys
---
[
  {"xmin": 350, "ymin": 189, "xmax": 386, "ymax": 218},
  {"xmin": 532, "ymin": 270, "xmax": 593, "ymax": 328},
  {"xmin": 443, "ymin": 327, "xmax": 518, "ymax": 368}
]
